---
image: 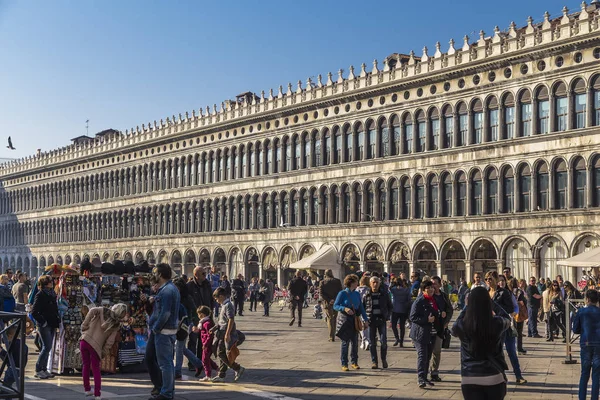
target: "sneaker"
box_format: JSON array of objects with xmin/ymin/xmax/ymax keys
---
[
  {"xmin": 425, "ymin": 379, "xmax": 435, "ymax": 387},
  {"xmin": 518, "ymin": 350, "xmax": 527, "ymax": 355},
  {"xmin": 211, "ymin": 376, "xmax": 226, "ymax": 383},
  {"xmin": 234, "ymin": 367, "xmax": 245, "ymax": 382},
  {"xmin": 430, "ymin": 375, "xmax": 442, "ymax": 382},
  {"xmin": 289, "ymin": 318, "xmax": 295, "ymax": 326},
  {"xmin": 418, "ymin": 381, "xmax": 426, "ymax": 389},
  {"xmin": 341, "ymin": 365, "xmax": 349, "ymax": 372},
  {"xmin": 85, "ymin": 391, "xmax": 93, "ymax": 397},
  {"xmin": 94, "ymin": 397, "xmax": 101, "ymax": 400},
  {"xmin": 371, "ymin": 363, "xmax": 378, "ymax": 369},
  {"xmin": 351, "ymin": 363, "xmax": 360, "ymax": 370},
  {"xmin": 516, "ymin": 378, "xmax": 527, "ymax": 385},
  {"xmin": 34, "ymin": 372, "xmax": 48, "ymax": 380},
  {"xmin": 199, "ymin": 376, "xmax": 210, "ymax": 382}
]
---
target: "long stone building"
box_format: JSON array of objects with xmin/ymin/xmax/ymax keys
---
[{"xmin": 1, "ymin": 3, "xmax": 600, "ymax": 286}]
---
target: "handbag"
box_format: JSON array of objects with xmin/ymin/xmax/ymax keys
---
[
  {"xmin": 442, "ymin": 328, "xmax": 451, "ymax": 349},
  {"xmin": 176, "ymin": 316, "xmax": 189, "ymax": 341},
  {"xmin": 514, "ymin": 303, "xmax": 528, "ymax": 322},
  {"xmin": 227, "ymin": 344, "xmax": 240, "ymax": 365},
  {"xmin": 344, "ymin": 290, "xmax": 364, "ymax": 332}
]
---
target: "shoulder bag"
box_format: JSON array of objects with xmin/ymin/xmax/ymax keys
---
[{"xmin": 344, "ymin": 290, "xmax": 364, "ymax": 332}]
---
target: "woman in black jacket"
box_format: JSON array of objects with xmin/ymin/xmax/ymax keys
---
[
  {"xmin": 452, "ymin": 286, "xmax": 510, "ymax": 400},
  {"xmin": 362, "ymin": 276, "xmax": 392, "ymax": 369},
  {"xmin": 31, "ymin": 275, "xmax": 59, "ymax": 380},
  {"xmin": 409, "ymin": 280, "xmax": 438, "ymax": 388},
  {"xmin": 485, "ymin": 271, "xmax": 526, "ymax": 385}
]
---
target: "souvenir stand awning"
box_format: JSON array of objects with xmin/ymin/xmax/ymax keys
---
[
  {"xmin": 289, "ymin": 244, "xmax": 343, "ymax": 278},
  {"xmin": 557, "ymin": 246, "xmax": 600, "ymax": 268}
]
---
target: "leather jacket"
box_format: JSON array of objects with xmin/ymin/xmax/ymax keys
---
[{"xmin": 452, "ymin": 313, "xmax": 510, "ymax": 378}]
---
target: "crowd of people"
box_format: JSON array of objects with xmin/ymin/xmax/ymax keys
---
[{"xmin": 3, "ymin": 262, "xmax": 597, "ymax": 400}]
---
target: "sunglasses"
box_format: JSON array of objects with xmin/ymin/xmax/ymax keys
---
[
  {"xmin": 553, "ymin": 284, "xmax": 559, "ymax": 287},
  {"xmin": 485, "ymin": 278, "xmax": 493, "ymax": 282}
]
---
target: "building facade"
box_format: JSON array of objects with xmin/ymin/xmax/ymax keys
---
[{"xmin": 1, "ymin": 3, "xmax": 600, "ymax": 285}]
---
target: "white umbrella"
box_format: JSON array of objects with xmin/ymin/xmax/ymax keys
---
[{"xmin": 557, "ymin": 246, "xmax": 600, "ymax": 268}]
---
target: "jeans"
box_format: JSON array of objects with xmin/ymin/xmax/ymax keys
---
[
  {"xmin": 549, "ymin": 311, "xmax": 566, "ymax": 340},
  {"xmin": 414, "ymin": 338, "xmax": 434, "ymax": 381},
  {"xmin": 249, "ymin": 293, "xmax": 257, "ymax": 311},
  {"xmin": 527, "ymin": 306, "xmax": 539, "ymax": 336},
  {"xmin": 182, "ymin": 347, "xmax": 202, "ymax": 369},
  {"xmin": 233, "ymin": 298, "xmax": 244, "ymax": 316},
  {"xmin": 175, "ymin": 339, "xmax": 185, "ymax": 376},
  {"xmin": 217, "ymin": 339, "xmax": 241, "ymax": 377},
  {"xmin": 186, "ymin": 331, "xmax": 201, "ymax": 369},
  {"xmin": 580, "ymin": 346, "xmax": 600, "ymax": 400},
  {"xmin": 368, "ymin": 319, "xmax": 387, "ymax": 364},
  {"xmin": 3, "ymin": 339, "xmax": 27, "ymax": 388},
  {"xmin": 290, "ymin": 298, "xmax": 302, "ymax": 324},
  {"xmin": 462, "ymin": 382, "xmax": 507, "ymax": 400},
  {"xmin": 35, "ymin": 325, "xmax": 54, "ymax": 373},
  {"xmin": 80, "ymin": 340, "xmax": 101, "ymax": 397},
  {"xmin": 324, "ymin": 305, "xmax": 338, "ymax": 341},
  {"xmin": 340, "ymin": 332, "xmax": 359, "ymax": 366},
  {"xmin": 263, "ymin": 301, "xmax": 270, "ymax": 316},
  {"xmin": 391, "ymin": 312, "xmax": 408, "ymax": 344},
  {"xmin": 145, "ymin": 332, "xmax": 176, "ymax": 399},
  {"xmin": 504, "ymin": 332, "xmax": 523, "ymax": 380}
]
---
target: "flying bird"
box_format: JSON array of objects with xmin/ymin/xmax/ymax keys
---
[{"xmin": 6, "ymin": 137, "xmax": 15, "ymax": 150}]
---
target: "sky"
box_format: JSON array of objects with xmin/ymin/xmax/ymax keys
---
[{"xmin": 0, "ymin": 0, "xmax": 575, "ymax": 160}]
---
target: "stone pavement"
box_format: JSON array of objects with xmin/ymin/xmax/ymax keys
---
[{"xmin": 14, "ymin": 305, "xmax": 582, "ymax": 400}]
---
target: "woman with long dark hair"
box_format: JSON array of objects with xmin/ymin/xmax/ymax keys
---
[
  {"xmin": 452, "ymin": 286, "xmax": 510, "ymax": 400},
  {"xmin": 547, "ymin": 280, "xmax": 566, "ymax": 342}
]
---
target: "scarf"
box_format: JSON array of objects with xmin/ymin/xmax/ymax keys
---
[
  {"xmin": 42, "ymin": 287, "xmax": 56, "ymax": 299},
  {"xmin": 423, "ymin": 293, "xmax": 439, "ymax": 312}
]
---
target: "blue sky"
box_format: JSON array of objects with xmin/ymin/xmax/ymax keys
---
[{"xmin": 0, "ymin": 0, "xmax": 574, "ymax": 159}]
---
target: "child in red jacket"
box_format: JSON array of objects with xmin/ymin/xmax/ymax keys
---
[{"xmin": 195, "ymin": 305, "xmax": 219, "ymax": 382}]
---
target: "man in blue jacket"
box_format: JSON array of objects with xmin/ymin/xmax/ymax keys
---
[
  {"xmin": 146, "ymin": 264, "xmax": 181, "ymax": 400},
  {"xmin": 573, "ymin": 289, "xmax": 600, "ymax": 400}
]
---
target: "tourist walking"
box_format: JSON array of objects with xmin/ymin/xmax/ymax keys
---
[
  {"xmin": 231, "ymin": 274, "xmax": 246, "ymax": 316},
  {"xmin": 390, "ymin": 277, "xmax": 412, "ymax": 347},
  {"xmin": 288, "ymin": 271, "xmax": 308, "ymax": 327},
  {"xmin": 31, "ymin": 275, "xmax": 59, "ymax": 380},
  {"xmin": 211, "ymin": 287, "xmax": 245, "ymax": 382},
  {"xmin": 186, "ymin": 266, "xmax": 214, "ymax": 371},
  {"xmin": 259, "ymin": 279, "xmax": 271, "ymax": 316},
  {"xmin": 526, "ymin": 278, "xmax": 542, "ymax": 340},
  {"xmin": 457, "ymin": 278, "xmax": 469, "ymax": 310},
  {"xmin": 452, "ymin": 286, "xmax": 510, "ymax": 400},
  {"xmin": 173, "ymin": 277, "xmax": 194, "ymax": 380},
  {"xmin": 363, "ymin": 276, "xmax": 392, "ymax": 369},
  {"xmin": 485, "ymin": 271, "xmax": 526, "ymax": 385},
  {"xmin": 547, "ymin": 280, "xmax": 567, "ymax": 342},
  {"xmin": 248, "ymin": 277, "xmax": 259, "ymax": 312},
  {"xmin": 430, "ymin": 276, "xmax": 453, "ymax": 382},
  {"xmin": 319, "ymin": 269, "xmax": 343, "ymax": 342},
  {"xmin": 410, "ymin": 280, "xmax": 438, "ymax": 388},
  {"xmin": 334, "ymin": 274, "xmax": 369, "ymax": 371},
  {"xmin": 194, "ymin": 305, "xmax": 219, "ymax": 382},
  {"xmin": 509, "ymin": 278, "xmax": 527, "ymax": 355},
  {"xmin": 572, "ymin": 289, "xmax": 600, "ymax": 400},
  {"xmin": 357, "ymin": 275, "xmax": 371, "ymax": 350},
  {"xmin": 80, "ymin": 303, "xmax": 128, "ymax": 400},
  {"xmin": 145, "ymin": 264, "xmax": 181, "ymax": 400}
]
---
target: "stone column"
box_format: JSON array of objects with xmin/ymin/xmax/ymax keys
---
[
  {"xmin": 451, "ymin": 179, "xmax": 458, "ymax": 217},
  {"xmin": 496, "ymin": 259, "xmax": 504, "ymax": 275},
  {"xmin": 587, "ymin": 165, "xmax": 594, "ymax": 208},
  {"xmin": 258, "ymin": 263, "xmax": 263, "ymax": 280},
  {"xmin": 359, "ymin": 261, "xmax": 366, "ymax": 272},
  {"xmin": 464, "ymin": 261, "xmax": 472, "ymax": 284},
  {"xmin": 567, "ymin": 167, "xmax": 574, "ymax": 210},
  {"xmin": 383, "ymin": 261, "xmax": 390, "ymax": 274},
  {"xmin": 549, "ymin": 168, "xmax": 555, "ymax": 210},
  {"xmin": 531, "ymin": 172, "xmax": 538, "ymax": 211},
  {"xmin": 277, "ymin": 266, "xmax": 282, "ymax": 288}
]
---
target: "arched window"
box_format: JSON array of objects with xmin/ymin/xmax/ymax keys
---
[
  {"xmin": 313, "ymin": 131, "xmax": 321, "ymax": 167},
  {"xmin": 266, "ymin": 142, "xmax": 273, "ymax": 174},
  {"xmin": 392, "ymin": 115, "xmax": 401, "ymax": 155},
  {"xmin": 256, "ymin": 196, "xmax": 264, "ymax": 229},
  {"xmin": 456, "ymin": 172, "xmax": 467, "ymax": 216},
  {"xmin": 457, "ymin": 102, "xmax": 468, "ymax": 146},
  {"xmin": 323, "ymin": 129, "xmax": 331, "ymax": 166},
  {"xmin": 211, "ymin": 154, "xmax": 217, "ymax": 182},
  {"xmin": 322, "ymin": 188, "xmax": 329, "ymax": 224},
  {"xmin": 293, "ymin": 135, "xmax": 300, "ymax": 170},
  {"xmin": 428, "ymin": 175, "xmax": 438, "ymax": 218},
  {"xmin": 400, "ymin": 178, "xmax": 411, "ymax": 219},
  {"xmin": 443, "ymin": 106, "xmax": 454, "ymax": 148},
  {"xmin": 310, "ymin": 189, "xmax": 318, "ymax": 225},
  {"xmin": 554, "ymin": 160, "xmax": 567, "ymax": 209},
  {"xmin": 274, "ymin": 139, "xmax": 280, "ymax": 174},
  {"xmin": 471, "ymin": 170, "xmax": 482, "ymax": 215},
  {"xmin": 415, "ymin": 176, "xmax": 424, "ymax": 218},
  {"xmin": 225, "ymin": 150, "xmax": 231, "ymax": 180},
  {"xmin": 353, "ymin": 184, "xmax": 362, "ymax": 222},
  {"xmin": 256, "ymin": 143, "xmax": 263, "ymax": 176},
  {"xmin": 217, "ymin": 152, "xmax": 224, "ymax": 182},
  {"xmin": 366, "ymin": 121, "xmax": 376, "ymax": 159},
  {"xmin": 283, "ymin": 137, "xmax": 290, "ymax": 172},
  {"xmin": 343, "ymin": 185, "xmax": 351, "ymax": 223},
  {"xmin": 486, "ymin": 169, "xmax": 498, "ymax": 214},
  {"xmin": 441, "ymin": 173, "xmax": 452, "ymax": 217},
  {"xmin": 430, "ymin": 108, "xmax": 440, "ymax": 150},
  {"xmin": 390, "ymin": 179, "xmax": 399, "ymax": 220},
  {"xmin": 593, "ymin": 156, "xmax": 600, "ymax": 207},
  {"xmin": 241, "ymin": 146, "xmax": 247, "ymax": 178},
  {"xmin": 403, "ymin": 113, "xmax": 413, "ymax": 154},
  {"xmin": 573, "ymin": 157, "xmax": 586, "ymax": 209},
  {"xmin": 536, "ymin": 162, "xmax": 549, "ymax": 210},
  {"xmin": 303, "ymin": 133, "xmax": 311, "ymax": 169},
  {"xmin": 520, "ymin": 90, "xmax": 532, "ymax": 137},
  {"xmin": 333, "ymin": 127, "xmax": 341, "ymax": 164},
  {"xmin": 502, "ymin": 167, "xmax": 514, "ymax": 213},
  {"xmin": 554, "ymin": 82, "xmax": 568, "ymax": 132},
  {"xmin": 377, "ymin": 181, "xmax": 386, "ymax": 221},
  {"xmin": 282, "ymin": 192, "xmax": 289, "ymax": 225},
  {"xmin": 472, "ymin": 99, "xmax": 483, "ymax": 144},
  {"xmin": 231, "ymin": 148, "xmax": 238, "ymax": 179},
  {"xmin": 249, "ymin": 144, "xmax": 256, "ymax": 177},
  {"xmin": 365, "ymin": 182, "xmax": 374, "ymax": 221},
  {"xmin": 380, "ymin": 118, "xmax": 390, "ymax": 157},
  {"xmin": 573, "ymin": 78, "xmax": 587, "ymax": 129},
  {"xmin": 302, "ymin": 191, "xmax": 309, "ymax": 225},
  {"xmin": 488, "ymin": 97, "xmax": 499, "ymax": 141},
  {"xmin": 518, "ymin": 165, "xmax": 531, "ymax": 212},
  {"xmin": 331, "ymin": 186, "xmax": 339, "ymax": 224},
  {"xmin": 593, "ymin": 75, "xmax": 600, "ymax": 126},
  {"xmin": 343, "ymin": 124, "xmax": 353, "ymax": 162},
  {"xmin": 503, "ymin": 93, "xmax": 516, "ymax": 139},
  {"xmin": 356, "ymin": 123, "xmax": 365, "ymax": 160},
  {"xmin": 203, "ymin": 156, "xmax": 210, "ymax": 184},
  {"xmin": 415, "ymin": 111, "xmax": 426, "ymax": 152},
  {"xmin": 536, "ymin": 86, "xmax": 550, "ymax": 134}
]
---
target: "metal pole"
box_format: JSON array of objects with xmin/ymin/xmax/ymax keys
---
[
  {"xmin": 563, "ymin": 298, "xmax": 585, "ymax": 365},
  {"xmin": 18, "ymin": 314, "xmax": 24, "ymax": 400}
]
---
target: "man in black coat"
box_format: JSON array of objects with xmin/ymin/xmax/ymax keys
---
[
  {"xmin": 410, "ymin": 280, "xmax": 438, "ymax": 388},
  {"xmin": 231, "ymin": 274, "xmax": 247, "ymax": 316},
  {"xmin": 186, "ymin": 266, "xmax": 214, "ymax": 371},
  {"xmin": 430, "ymin": 276, "xmax": 454, "ymax": 382},
  {"xmin": 287, "ymin": 270, "xmax": 308, "ymax": 327},
  {"xmin": 319, "ymin": 269, "xmax": 343, "ymax": 342}
]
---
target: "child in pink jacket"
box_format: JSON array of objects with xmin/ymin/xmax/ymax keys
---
[{"xmin": 196, "ymin": 305, "xmax": 218, "ymax": 382}]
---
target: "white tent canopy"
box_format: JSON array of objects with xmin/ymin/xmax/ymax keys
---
[
  {"xmin": 557, "ymin": 246, "xmax": 600, "ymax": 268},
  {"xmin": 289, "ymin": 244, "xmax": 343, "ymax": 278}
]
